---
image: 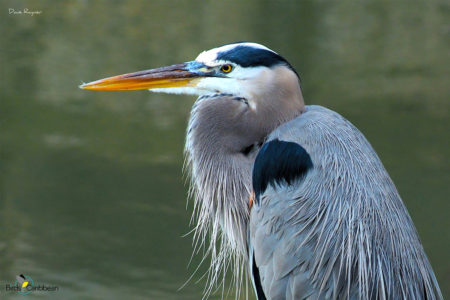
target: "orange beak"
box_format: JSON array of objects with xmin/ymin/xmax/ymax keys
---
[{"xmin": 79, "ymin": 62, "xmax": 207, "ymax": 91}]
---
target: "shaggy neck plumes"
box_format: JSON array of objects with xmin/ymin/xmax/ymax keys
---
[
  {"xmin": 184, "ymin": 94, "xmax": 255, "ymax": 297},
  {"xmin": 184, "ymin": 87, "xmax": 304, "ymax": 297}
]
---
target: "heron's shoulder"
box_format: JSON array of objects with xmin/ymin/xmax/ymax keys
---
[
  {"xmin": 252, "ymin": 139, "xmax": 313, "ymax": 204},
  {"xmin": 268, "ymin": 105, "xmax": 362, "ymax": 147},
  {"xmin": 272, "ymin": 105, "xmax": 347, "ymax": 135}
]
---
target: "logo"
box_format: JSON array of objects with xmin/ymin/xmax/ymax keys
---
[{"xmin": 5, "ymin": 274, "xmax": 59, "ymax": 295}]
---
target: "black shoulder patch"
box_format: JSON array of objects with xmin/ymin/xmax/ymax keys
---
[
  {"xmin": 252, "ymin": 139, "xmax": 313, "ymax": 204},
  {"xmin": 216, "ymin": 45, "xmax": 299, "ymax": 77}
]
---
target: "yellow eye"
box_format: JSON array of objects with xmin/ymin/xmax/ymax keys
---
[{"xmin": 220, "ymin": 64, "xmax": 233, "ymax": 73}]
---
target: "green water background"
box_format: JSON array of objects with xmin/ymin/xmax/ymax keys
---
[{"xmin": 1, "ymin": 0, "xmax": 448, "ymax": 299}]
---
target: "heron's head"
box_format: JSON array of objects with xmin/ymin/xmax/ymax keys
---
[
  {"xmin": 81, "ymin": 42, "xmax": 305, "ymax": 156},
  {"xmin": 80, "ymin": 42, "xmax": 304, "ymax": 112}
]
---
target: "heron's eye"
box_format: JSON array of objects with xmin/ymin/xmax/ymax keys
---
[{"xmin": 220, "ymin": 64, "xmax": 233, "ymax": 73}]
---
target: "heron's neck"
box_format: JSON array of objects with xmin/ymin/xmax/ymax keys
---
[
  {"xmin": 185, "ymin": 122, "xmax": 253, "ymax": 256},
  {"xmin": 183, "ymin": 89, "xmax": 304, "ymax": 291}
]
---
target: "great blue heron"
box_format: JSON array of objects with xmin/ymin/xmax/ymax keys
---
[{"xmin": 81, "ymin": 42, "xmax": 442, "ymax": 299}]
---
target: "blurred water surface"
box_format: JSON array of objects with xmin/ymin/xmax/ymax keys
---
[{"xmin": 1, "ymin": 0, "xmax": 449, "ymax": 299}]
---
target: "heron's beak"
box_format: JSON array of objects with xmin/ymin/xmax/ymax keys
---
[{"xmin": 79, "ymin": 61, "xmax": 208, "ymax": 91}]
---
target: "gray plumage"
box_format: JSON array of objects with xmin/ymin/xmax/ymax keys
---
[
  {"xmin": 181, "ymin": 44, "xmax": 441, "ymax": 299},
  {"xmin": 80, "ymin": 42, "xmax": 442, "ymax": 299},
  {"xmin": 249, "ymin": 105, "xmax": 442, "ymax": 299}
]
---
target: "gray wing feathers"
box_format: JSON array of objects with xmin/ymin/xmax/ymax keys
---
[
  {"xmin": 251, "ymin": 188, "xmax": 326, "ymax": 300},
  {"xmin": 249, "ymin": 105, "xmax": 442, "ymax": 299}
]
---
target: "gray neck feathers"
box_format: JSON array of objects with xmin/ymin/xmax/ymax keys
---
[
  {"xmin": 184, "ymin": 95, "xmax": 254, "ymax": 295},
  {"xmin": 184, "ymin": 69, "xmax": 305, "ymax": 295}
]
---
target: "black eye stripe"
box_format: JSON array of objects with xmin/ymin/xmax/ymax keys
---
[
  {"xmin": 215, "ymin": 45, "xmax": 299, "ymax": 78},
  {"xmin": 217, "ymin": 46, "xmax": 285, "ymax": 68}
]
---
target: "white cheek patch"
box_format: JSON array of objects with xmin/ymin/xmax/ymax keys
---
[
  {"xmin": 150, "ymin": 87, "xmax": 205, "ymax": 95},
  {"xmin": 196, "ymin": 77, "xmax": 243, "ymax": 95},
  {"xmin": 230, "ymin": 65, "xmax": 265, "ymax": 80}
]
